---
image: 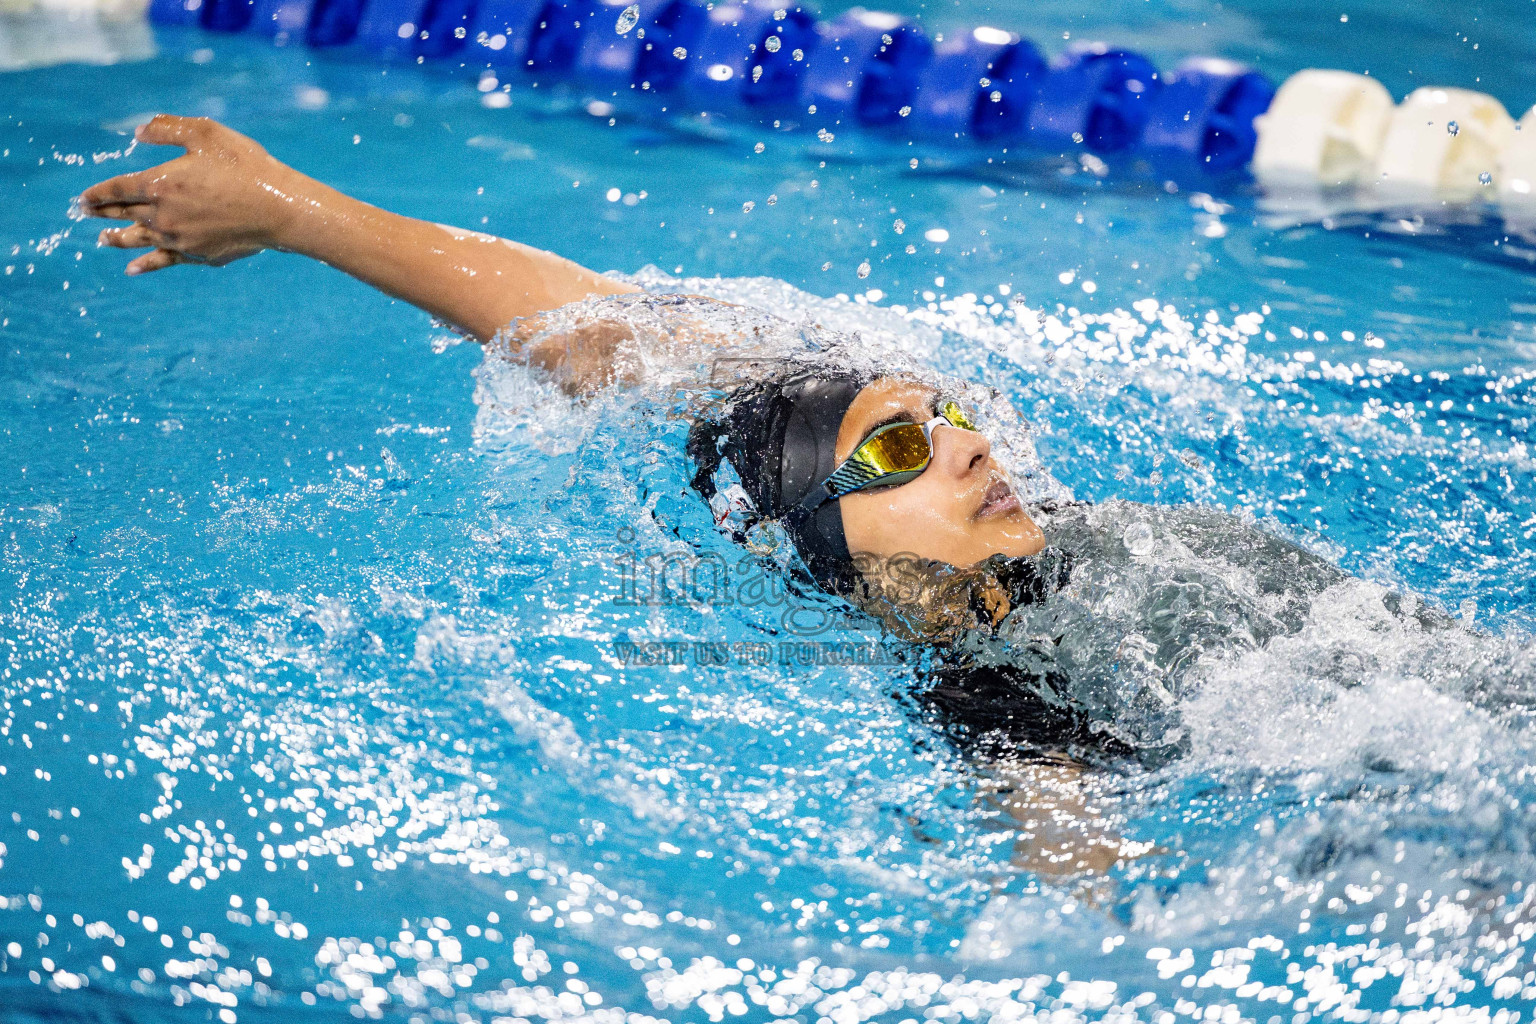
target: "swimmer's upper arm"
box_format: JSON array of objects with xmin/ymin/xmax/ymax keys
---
[
  {"xmin": 429, "ymin": 227, "xmax": 641, "ymax": 337},
  {"xmin": 503, "ymin": 295, "xmax": 749, "ymax": 396}
]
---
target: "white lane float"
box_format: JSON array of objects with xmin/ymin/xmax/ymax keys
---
[
  {"xmin": 1251, "ymin": 69, "xmax": 1394, "ymax": 188},
  {"xmin": 1368, "ymin": 86, "xmax": 1515, "ymax": 203},
  {"xmin": 1498, "ymin": 105, "xmax": 1536, "ymax": 239},
  {"xmin": 0, "ymin": 0, "xmax": 152, "ymax": 71}
]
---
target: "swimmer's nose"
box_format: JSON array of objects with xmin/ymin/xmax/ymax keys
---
[{"xmin": 931, "ymin": 422, "xmax": 991, "ymax": 479}]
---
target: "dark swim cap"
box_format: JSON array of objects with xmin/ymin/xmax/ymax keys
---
[{"xmin": 688, "ymin": 367, "xmax": 870, "ymax": 593}]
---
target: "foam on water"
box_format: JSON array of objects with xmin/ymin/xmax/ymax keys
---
[
  {"xmin": 2, "ymin": 252, "xmax": 1534, "ymax": 1020},
  {"xmin": 438, "ymin": 273, "xmax": 1536, "ymax": 1013}
]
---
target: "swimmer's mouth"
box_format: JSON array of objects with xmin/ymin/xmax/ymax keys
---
[{"xmin": 975, "ymin": 478, "xmax": 1021, "ymax": 520}]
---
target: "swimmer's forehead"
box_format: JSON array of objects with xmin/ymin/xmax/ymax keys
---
[{"xmin": 835, "ymin": 376, "xmax": 951, "ymax": 461}]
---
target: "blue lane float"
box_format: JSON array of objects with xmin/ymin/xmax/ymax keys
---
[
  {"xmin": 200, "ymin": 0, "xmax": 256, "ymax": 32},
  {"xmin": 629, "ymin": 0, "xmax": 705, "ymax": 93},
  {"xmin": 671, "ymin": 0, "xmax": 817, "ymax": 111},
  {"xmin": 800, "ymin": 9, "xmax": 928, "ymax": 126},
  {"xmin": 906, "ymin": 27, "xmax": 1042, "ymax": 142},
  {"xmin": 575, "ymin": 0, "xmax": 666, "ymax": 90},
  {"xmin": 413, "ymin": 0, "xmax": 479, "ymax": 58},
  {"xmin": 148, "ymin": 0, "xmax": 200, "ymax": 26},
  {"xmin": 147, "ymin": 0, "xmax": 1277, "ymax": 177},
  {"xmin": 353, "ymin": 0, "xmax": 436, "ymax": 57},
  {"xmin": 245, "ymin": 0, "xmax": 315, "ymax": 38},
  {"xmin": 305, "ymin": 0, "xmax": 365, "ymax": 46},
  {"xmin": 1141, "ymin": 57, "xmax": 1275, "ymax": 174},
  {"xmin": 1027, "ymin": 44, "xmax": 1161, "ymax": 154},
  {"xmin": 523, "ymin": 0, "xmax": 592, "ymax": 73},
  {"xmin": 469, "ymin": 0, "xmax": 543, "ymax": 68},
  {"xmin": 153, "ymin": 0, "xmax": 313, "ymax": 37}
]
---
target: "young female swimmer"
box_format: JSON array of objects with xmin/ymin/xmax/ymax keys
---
[
  {"xmin": 80, "ymin": 115, "xmax": 1048, "ymax": 580},
  {"xmin": 85, "ymin": 114, "xmax": 1402, "ymax": 877}
]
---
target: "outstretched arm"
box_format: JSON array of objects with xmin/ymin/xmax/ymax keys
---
[{"xmin": 80, "ymin": 115, "xmax": 639, "ymax": 343}]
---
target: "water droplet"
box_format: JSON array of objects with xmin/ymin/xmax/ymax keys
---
[
  {"xmin": 753, "ymin": 141, "xmax": 765, "ymax": 153},
  {"xmin": 773, "ymin": 7, "xmax": 786, "ymax": 19},
  {"xmin": 742, "ymin": 201, "xmax": 755, "ymax": 213},
  {"xmin": 881, "ymin": 33, "xmax": 893, "ymax": 46},
  {"xmin": 821, "ymin": 261, "xmax": 832, "ymax": 271},
  {"xmin": 615, "ymin": 3, "xmax": 639, "ymax": 33},
  {"xmin": 856, "ymin": 261, "xmax": 871, "ymax": 279},
  {"xmin": 672, "ymin": 46, "xmax": 687, "ymax": 59},
  {"xmin": 893, "ymin": 219, "xmax": 905, "ymax": 234},
  {"xmin": 1447, "ymin": 120, "xmax": 1460, "ymax": 136},
  {"xmin": 791, "ymin": 48, "xmax": 804, "ymax": 61},
  {"xmin": 817, "ymin": 128, "xmax": 835, "ymax": 143},
  {"xmin": 990, "ymin": 90, "xmax": 1003, "ymax": 103},
  {"xmin": 766, "ymin": 194, "xmax": 777, "ymax": 205},
  {"xmin": 1071, "ymin": 131, "xmax": 1084, "ymax": 144},
  {"xmin": 1339, "ymin": 12, "xmax": 1348, "ymax": 21},
  {"xmin": 764, "ymin": 34, "xmax": 780, "ymax": 52},
  {"xmin": 905, "ymin": 244, "xmax": 916, "ymax": 254},
  {"xmin": 752, "ymin": 64, "xmax": 763, "ymax": 83},
  {"xmin": 898, "ymin": 105, "xmax": 911, "ymax": 117},
  {"xmin": 1123, "ymin": 521, "xmax": 1155, "ymax": 557},
  {"xmin": 1480, "ymin": 171, "xmax": 1493, "ymax": 185},
  {"xmin": 1459, "ymin": 598, "xmax": 1477, "ymax": 625}
]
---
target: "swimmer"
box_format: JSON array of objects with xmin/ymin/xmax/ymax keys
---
[
  {"xmin": 81, "ymin": 116, "xmax": 1435, "ymax": 877},
  {"xmin": 78, "ymin": 116, "xmax": 1050, "ymax": 613}
]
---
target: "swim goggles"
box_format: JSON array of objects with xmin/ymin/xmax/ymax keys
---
[{"xmin": 796, "ymin": 399, "xmax": 978, "ymax": 514}]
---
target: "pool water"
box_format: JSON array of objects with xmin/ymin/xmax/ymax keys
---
[{"xmin": 3, "ymin": 1, "xmax": 1536, "ymax": 1021}]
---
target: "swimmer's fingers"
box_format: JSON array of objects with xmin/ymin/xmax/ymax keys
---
[
  {"xmin": 97, "ymin": 224, "xmax": 148, "ymax": 248},
  {"xmin": 124, "ymin": 248, "xmax": 186, "ymax": 276},
  {"xmin": 79, "ymin": 169, "xmax": 162, "ymax": 213},
  {"xmin": 134, "ymin": 114, "xmax": 217, "ymax": 152},
  {"xmin": 98, "ymin": 224, "xmax": 160, "ymax": 250},
  {"xmin": 87, "ymin": 202, "xmax": 155, "ymax": 223}
]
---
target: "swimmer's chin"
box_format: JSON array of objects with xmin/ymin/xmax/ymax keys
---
[{"xmin": 973, "ymin": 503, "xmax": 1047, "ymax": 559}]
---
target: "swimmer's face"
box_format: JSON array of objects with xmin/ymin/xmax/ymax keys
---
[{"xmin": 834, "ymin": 377, "xmax": 1046, "ymax": 571}]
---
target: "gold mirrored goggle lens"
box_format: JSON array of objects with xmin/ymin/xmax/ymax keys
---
[
  {"xmin": 938, "ymin": 399, "xmax": 976, "ymax": 431},
  {"xmin": 818, "ymin": 400, "xmax": 982, "ymax": 500},
  {"xmin": 853, "ymin": 422, "xmax": 932, "ymax": 475}
]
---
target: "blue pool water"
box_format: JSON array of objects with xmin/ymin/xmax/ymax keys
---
[{"xmin": 3, "ymin": 1, "xmax": 1536, "ymax": 1021}]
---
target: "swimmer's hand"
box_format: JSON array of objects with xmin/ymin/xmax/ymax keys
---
[
  {"xmin": 80, "ymin": 114, "xmax": 636, "ymax": 341},
  {"xmin": 82, "ymin": 115, "xmax": 297, "ymax": 274}
]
